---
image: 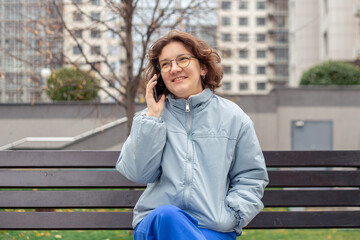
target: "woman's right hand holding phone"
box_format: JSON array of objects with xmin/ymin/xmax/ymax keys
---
[{"xmin": 146, "ymin": 74, "xmax": 165, "ymax": 118}]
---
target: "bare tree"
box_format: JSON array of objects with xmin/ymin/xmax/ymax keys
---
[
  {"xmin": 0, "ymin": 0, "xmax": 216, "ymax": 133},
  {"xmin": 51, "ymin": 0, "xmax": 216, "ymax": 134}
]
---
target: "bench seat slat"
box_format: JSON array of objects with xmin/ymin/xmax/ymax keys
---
[
  {"xmin": 0, "ymin": 170, "xmax": 358, "ymax": 188},
  {"xmin": 248, "ymin": 211, "xmax": 360, "ymax": 229},
  {"xmin": 0, "ymin": 190, "xmax": 358, "ymax": 208},
  {"xmin": 0, "ymin": 212, "xmax": 133, "ymax": 230},
  {"xmin": 1, "ymin": 211, "xmax": 359, "ymax": 230}
]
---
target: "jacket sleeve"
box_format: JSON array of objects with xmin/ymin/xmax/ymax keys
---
[
  {"xmin": 115, "ymin": 110, "xmax": 166, "ymax": 183},
  {"xmin": 225, "ymin": 118, "xmax": 269, "ymax": 235}
]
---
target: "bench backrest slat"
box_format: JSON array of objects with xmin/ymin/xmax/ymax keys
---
[
  {"xmin": 263, "ymin": 151, "xmax": 360, "ymax": 167},
  {"xmin": 0, "ymin": 151, "xmax": 120, "ymax": 168},
  {"xmin": 0, "ymin": 170, "xmax": 358, "ymax": 188},
  {"xmin": 0, "ymin": 171, "xmax": 143, "ymax": 188},
  {"xmin": 1, "ymin": 190, "xmax": 358, "ymax": 208},
  {"xmin": 1, "ymin": 150, "xmax": 359, "ymax": 168}
]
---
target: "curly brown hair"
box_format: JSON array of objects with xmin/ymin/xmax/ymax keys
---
[{"xmin": 143, "ymin": 30, "xmax": 223, "ymax": 93}]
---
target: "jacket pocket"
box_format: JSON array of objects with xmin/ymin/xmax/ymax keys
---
[{"xmin": 212, "ymin": 200, "xmax": 237, "ymax": 232}]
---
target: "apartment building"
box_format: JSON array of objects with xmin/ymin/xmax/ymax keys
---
[
  {"xmin": 217, "ymin": 0, "xmax": 289, "ymax": 94},
  {"xmin": 0, "ymin": 0, "xmax": 63, "ymax": 103},
  {"xmin": 63, "ymin": 0, "xmax": 125, "ymax": 102},
  {"xmin": 0, "ymin": 0, "xmax": 125, "ymax": 103},
  {"xmin": 289, "ymin": 0, "xmax": 360, "ymax": 86}
]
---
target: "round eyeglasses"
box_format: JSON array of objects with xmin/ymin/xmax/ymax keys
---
[{"xmin": 158, "ymin": 54, "xmax": 196, "ymax": 73}]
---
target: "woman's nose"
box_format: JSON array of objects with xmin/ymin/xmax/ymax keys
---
[{"xmin": 170, "ymin": 60, "xmax": 181, "ymax": 73}]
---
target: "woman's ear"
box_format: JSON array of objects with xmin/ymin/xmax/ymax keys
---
[{"xmin": 200, "ymin": 65, "xmax": 208, "ymax": 76}]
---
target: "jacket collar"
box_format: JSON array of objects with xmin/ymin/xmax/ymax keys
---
[{"xmin": 167, "ymin": 88, "xmax": 213, "ymax": 113}]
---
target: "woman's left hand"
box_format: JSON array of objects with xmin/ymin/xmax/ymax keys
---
[{"xmin": 145, "ymin": 74, "xmax": 166, "ymax": 118}]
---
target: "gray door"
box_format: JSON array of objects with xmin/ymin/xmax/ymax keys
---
[{"xmin": 291, "ymin": 120, "xmax": 333, "ymax": 150}]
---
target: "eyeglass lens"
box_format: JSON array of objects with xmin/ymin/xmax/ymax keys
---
[{"xmin": 159, "ymin": 55, "xmax": 192, "ymax": 73}]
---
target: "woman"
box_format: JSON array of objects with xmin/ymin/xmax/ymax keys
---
[{"xmin": 116, "ymin": 30, "xmax": 268, "ymax": 240}]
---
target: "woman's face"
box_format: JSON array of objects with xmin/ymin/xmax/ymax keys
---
[{"xmin": 158, "ymin": 41, "xmax": 206, "ymax": 99}]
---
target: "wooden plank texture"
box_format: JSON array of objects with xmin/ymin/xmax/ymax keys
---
[
  {"xmin": 263, "ymin": 151, "xmax": 360, "ymax": 167},
  {"xmin": 1, "ymin": 150, "xmax": 359, "ymax": 167},
  {"xmin": 0, "ymin": 151, "xmax": 119, "ymax": 168},
  {"xmin": 0, "ymin": 190, "xmax": 143, "ymax": 208},
  {"xmin": 247, "ymin": 211, "xmax": 360, "ymax": 229},
  {"xmin": 1, "ymin": 190, "xmax": 358, "ymax": 208},
  {"xmin": 0, "ymin": 171, "xmax": 144, "ymax": 188},
  {"xmin": 1, "ymin": 211, "xmax": 359, "ymax": 230},
  {"xmin": 1, "ymin": 170, "xmax": 358, "ymax": 188}
]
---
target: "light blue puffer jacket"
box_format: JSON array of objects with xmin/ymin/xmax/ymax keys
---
[{"xmin": 116, "ymin": 88, "xmax": 268, "ymax": 235}]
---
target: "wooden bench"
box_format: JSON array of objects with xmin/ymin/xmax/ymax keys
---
[{"xmin": 0, "ymin": 150, "xmax": 359, "ymax": 230}]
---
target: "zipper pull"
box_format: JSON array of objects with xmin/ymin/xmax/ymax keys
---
[{"xmin": 185, "ymin": 100, "xmax": 190, "ymax": 112}]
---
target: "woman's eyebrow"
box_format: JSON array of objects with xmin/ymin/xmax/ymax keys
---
[{"xmin": 159, "ymin": 53, "xmax": 189, "ymax": 62}]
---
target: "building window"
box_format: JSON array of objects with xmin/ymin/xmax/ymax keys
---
[
  {"xmin": 238, "ymin": 17, "xmax": 248, "ymax": 26},
  {"xmin": 90, "ymin": 0, "xmax": 100, "ymax": 5},
  {"xmin": 323, "ymin": 32, "xmax": 328, "ymax": 57},
  {"xmin": 221, "ymin": 17, "xmax": 231, "ymax": 26},
  {"xmin": 108, "ymin": 45, "xmax": 120, "ymax": 56},
  {"xmin": 223, "ymin": 65, "xmax": 232, "ymax": 74},
  {"xmin": 257, "ymin": 82, "xmax": 266, "ymax": 90},
  {"xmin": 73, "ymin": 29, "xmax": 83, "ymax": 38},
  {"xmin": 238, "ymin": 66, "xmax": 249, "ymax": 74},
  {"xmin": 73, "ymin": 45, "xmax": 82, "ymax": 55},
  {"xmin": 256, "ymin": 50, "xmax": 266, "ymax": 58},
  {"xmin": 239, "ymin": 1, "xmax": 248, "ymax": 9},
  {"xmin": 108, "ymin": 30, "xmax": 120, "ymax": 39},
  {"xmin": 221, "ymin": 33, "xmax": 232, "ymax": 42},
  {"xmin": 221, "ymin": 1, "xmax": 231, "ymax": 9},
  {"xmin": 274, "ymin": 65, "xmax": 289, "ymax": 76},
  {"xmin": 256, "ymin": 33, "xmax": 266, "ymax": 42},
  {"xmin": 91, "ymin": 46, "xmax": 101, "ymax": 55},
  {"xmin": 239, "ymin": 82, "xmax": 249, "ymax": 90},
  {"xmin": 222, "ymin": 49, "xmax": 232, "ymax": 59},
  {"xmin": 73, "ymin": 11, "xmax": 83, "ymax": 21},
  {"xmin": 109, "ymin": 61, "xmax": 121, "ymax": 72},
  {"xmin": 274, "ymin": 48, "xmax": 288, "ymax": 60},
  {"xmin": 90, "ymin": 29, "xmax": 101, "ymax": 38},
  {"xmin": 91, "ymin": 12, "xmax": 101, "ymax": 21},
  {"xmin": 274, "ymin": 16, "xmax": 287, "ymax": 28},
  {"xmin": 238, "ymin": 33, "xmax": 249, "ymax": 42},
  {"xmin": 256, "ymin": 17, "xmax": 266, "ymax": 26},
  {"xmin": 256, "ymin": 1, "xmax": 266, "ymax": 9},
  {"xmin": 238, "ymin": 49, "xmax": 248, "ymax": 59},
  {"xmin": 222, "ymin": 82, "xmax": 231, "ymax": 90},
  {"xmin": 274, "ymin": 32, "xmax": 288, "ymax": 44},
  {"xmin": 256, "ymin": 66, "xmax": 266, "ymax": 74}
]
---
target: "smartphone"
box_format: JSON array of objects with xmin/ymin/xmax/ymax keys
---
[{"xmin": 153, "ymin": 74, "xmax": 166, "ymax": 102}]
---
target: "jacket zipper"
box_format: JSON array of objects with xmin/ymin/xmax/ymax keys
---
[
  {"xmin": 183, "ymin": 99, "xmax": 192, "ymax": 208},
  {"xmin": 185, "ymin": 100, "xmax": 190, "ymax": 112}
]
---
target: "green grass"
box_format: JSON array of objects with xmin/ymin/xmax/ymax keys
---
[
  {"xmin": 1, "ymin": 229, "xmax": 359, "ymax": 240},
  {"xmin": 0, "ymin": 230, "xmax": 133, "ymax": 240}
]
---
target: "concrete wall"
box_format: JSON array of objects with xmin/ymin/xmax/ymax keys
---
[
  {"xmin": 1, "ymin": 87, "xmax": 360, "ymax": 150},
  {"xmin": 230, "ymin": 86, "xmax": 360, "ymax": 150}
]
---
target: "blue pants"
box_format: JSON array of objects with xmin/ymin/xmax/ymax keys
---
[{"xmin": 133, "ymin": 205, "xmax": 236, "ymax": 240}]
